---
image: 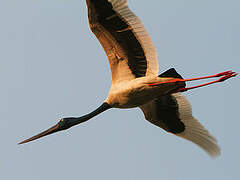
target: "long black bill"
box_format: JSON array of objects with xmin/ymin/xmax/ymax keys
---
[
  {"xmin": 18, "ymin": 103, "xmax": 111, "ymax": 145},
  {"xmin": 18, "ymin": 124, "xmax": 60, "ymax": 145}
]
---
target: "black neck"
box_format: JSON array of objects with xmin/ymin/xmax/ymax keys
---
[{"xmin": 70, "ymin": 102, "xmax": 111, "ymax": 127}]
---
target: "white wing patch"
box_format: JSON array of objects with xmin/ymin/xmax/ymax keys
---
[
  {"xmin": 109, "ymin": 0, "xmax": 159, "ymax": 76},
  {"xmin": 170, "ymin": 93, "xmax": 221, "ymax": 157},
  {"xmin": 140, "ymin": 92, "xmax": 220, "ymax": 157}
]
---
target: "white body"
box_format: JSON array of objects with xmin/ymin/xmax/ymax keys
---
[
  {"xmin": 86, "ymin": 0, "xmax": 220, "ymax": 157},
  {"xmin": 106, "ymin": 76, "xmax": 180, "ymax": 108}
]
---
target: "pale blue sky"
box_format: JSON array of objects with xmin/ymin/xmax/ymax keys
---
[{"xmin": 0, "ymin": 0, "xmax": 239, "ymax": 179}]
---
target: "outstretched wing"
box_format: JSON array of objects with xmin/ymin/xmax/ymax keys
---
[
  {"xmin": 86, "ymin": 0, "xmax": 159, "ymax": 83},
  {"xmin": 140, "ymin": 93, "xmax": 220, "ymax": 157}
]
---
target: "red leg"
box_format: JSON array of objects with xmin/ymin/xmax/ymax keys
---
[
  {"xmin": 176, "ymin": 70, "xmax": 235, "ymax": 82},
  {"xmin": 177, "ymin": 72, "xmax": 237, "ymax": 92},
  {"xmin": 148, "ymin": 70, "xmax": 238, "ymax": 92}
]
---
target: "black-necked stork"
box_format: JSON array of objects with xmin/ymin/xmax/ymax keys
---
[{"xmin": 19, "ymin": 0, "xmax": 237, "ymax": 157}]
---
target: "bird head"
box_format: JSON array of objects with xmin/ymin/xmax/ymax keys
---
[
  {"xmin": 58, "ymin": 117, "xmax": 77, "ymax": 130},
  {"xmin": 18, "ymin": 117, "xmax": 77, "ymax": 145}
]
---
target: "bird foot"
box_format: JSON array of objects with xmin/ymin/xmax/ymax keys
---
[
  {"xmin": 214, "ymin": 70, "xmax": 236, "ymax": 77},
  {"xmin": 176, "ymin": 71, "xmax": 238, "ymax": 92},
  {"xmin": 148, "ymin": 70, "xmax": 238, "ymax": 92},
  {"xmin": 217, "ymin": 71, "xmax": 238, "ymax": 82}
]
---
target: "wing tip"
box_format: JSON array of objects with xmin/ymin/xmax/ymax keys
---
[{"xmin": 176, "ymin": 125, "xmax": 221, "ymax": 158}]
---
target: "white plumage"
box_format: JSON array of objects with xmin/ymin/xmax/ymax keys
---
[
  {"xmin": 140, "ymin": 93, "xmax": 220, "ymax": 157},
  {"xmin": 87, "ymin": 0, "xmax": 158, "ymax": 83},
  {"xmin": 111, "ymin": 0, "xmax": 159, "ymax": 76},
  {"xmin": 87, "ymin": 0, "xmax": 220, "ymax": 157},
  {"xmin": 168, "ymin": 93, "xmax": 220, "ymax": 156},
  {"xmin": 19, "ymin": 0, "xmax": 237, "ymax": 158}
]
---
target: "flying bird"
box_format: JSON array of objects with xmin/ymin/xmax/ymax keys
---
[{"xmin": 19, "ymin": 0, "xmax": 237, "ymax": 157}]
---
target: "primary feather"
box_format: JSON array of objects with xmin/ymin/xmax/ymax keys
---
[
  {"xmin": 140, "ymin": 93, "xmax": 220, "ymax": 157},
  {"xmin": 86, "ymin": 0, "xmax": 158, "ymax": 83},
  {"xmin": 86, "ymin": 0, "xmax": 220, "ymax": 157}
]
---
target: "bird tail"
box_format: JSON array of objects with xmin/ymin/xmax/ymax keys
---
[{"xmin": 158, "ymin": 68, "xmax": 184, "ymax": 79}]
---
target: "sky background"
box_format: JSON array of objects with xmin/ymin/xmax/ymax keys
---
[{"xmin": 0, "ymin": 0, "xmax": 239, "ymax": 179}]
